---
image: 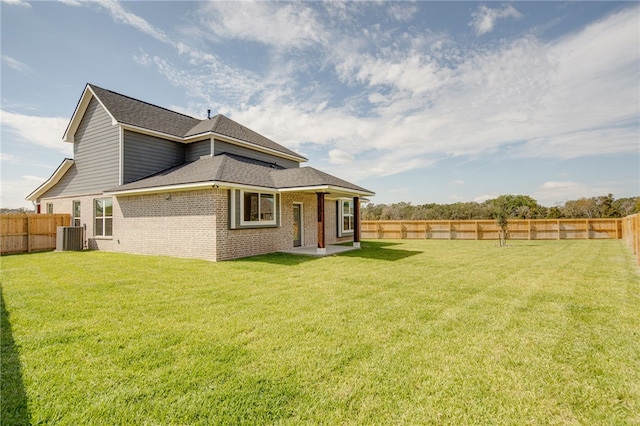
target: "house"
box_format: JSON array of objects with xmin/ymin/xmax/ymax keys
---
[{"xmin": 26, "ymin": 84, "xmax": 374, "ymax": 261}]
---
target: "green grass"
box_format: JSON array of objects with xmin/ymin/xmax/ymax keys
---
[{"xmin": 2, "ymin": 240, "xmax": 639, "ymax": 425}]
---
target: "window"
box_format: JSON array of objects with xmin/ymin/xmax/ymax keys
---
[
  {"xmin": 230, "ymin": 189, "xmax": 279, "ymax": 229},
  {"xmin": 242, "ymin": 191, "xmax": 275, "ymax": 224},
  {"xmin": 94, "ymin": 198, "xmax": 113, "ymax": 237},
  {"xmin": 338, "ymin": 199, "xmax": 354, "ymax": 236},
  {"xmin": 46, "ymin": 203, "xmax": 53, "ymax": 214},
  {"xmin": 73, "ymin": 201, "xmax": 81, "ymax": 227}
]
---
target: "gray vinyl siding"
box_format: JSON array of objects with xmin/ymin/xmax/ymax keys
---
[
  {"xmin": 186, "ymin": 139, "xmax": 211, "ymax": 162},
  {"xmin": 215, "ymin": 140, "xmax": 299, "ymax": 169},
  {"xmin": 123, "ymin": 130, "xmax": 185, "ymax": 183},
  {"xmin": 41, "ymin": 98, "xmax": 119, "ymax": 198}
]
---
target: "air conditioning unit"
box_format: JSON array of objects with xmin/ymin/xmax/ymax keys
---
[{"xmin": 56, "ymin": 226, "xmax": 84, "ymax": 251}]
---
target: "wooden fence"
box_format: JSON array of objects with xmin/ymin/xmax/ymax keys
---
[
  {"xmin": 1, "ymin": 214, "xmax": 71, "ymax": 254},
  {"xmin": 362, "ymin": 218, "xmax": 622, "ymax": 241},
  {"xmin": 621, "ymin": 213, "xmax": 640, "ymax": 265}
]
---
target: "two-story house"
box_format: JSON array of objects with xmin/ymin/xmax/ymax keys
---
[{"xmin": 26, "ymin": 84, "xmax": 374, "ymax": 261}]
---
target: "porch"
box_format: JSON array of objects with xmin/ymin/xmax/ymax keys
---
[{"xmin": 279, "ymin": 244, "xmax": 360, "ymax": 257}]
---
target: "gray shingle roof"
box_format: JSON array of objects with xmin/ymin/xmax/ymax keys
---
[
  {"xmin": 89, "ymin": 85, "xmax": 199, "ymax": 138},
  {"xmin": 88, "ymin": 84, "xmax": 306, "ymax": 160},
  {"xmin": 106, "ymin": 153, "xmax": 374, "ymax": 196}
]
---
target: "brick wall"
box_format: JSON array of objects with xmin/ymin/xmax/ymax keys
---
[
  {"xmin": 39, "ymin": 189, "xmax": 356, "ymax": 261},
  {"xmin": 216, "ymin": 191, "xmax": 319, "ymax": 261},
  {"xmin": 112, "ymin": 190, "xmax": 217, "ymax": 260}
]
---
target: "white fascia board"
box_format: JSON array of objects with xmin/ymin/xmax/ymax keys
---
[
  {"xmin": 63, "ymin": 85, "xmax": 117, "ymax": 142},
  {"xmin": 104, "ymin": 182, "xmax": 218, "ymax": 196},
  {"xmin": 119, "ymin": 124, "xmax": 185, "ymax": 142},
  {"xmin": 278, "ymin": 185, "xmax": 375, "ymax": 197},
  {"xmin": 104, "ymin": 181, "xmax": 278, "ymax": 197},
  {"xmin": 25, "ymin": 158, "xmax": 74, "ymax": 201}
]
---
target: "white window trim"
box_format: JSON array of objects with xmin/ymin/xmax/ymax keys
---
[
  {"xmin": 239, "ymin": 190, "xmax": 278, "ymax": 227},
  {"xmin": 293, "ymin": 202, "xmax": 304, "ymax": 246},
  {"xmin": 94, "ymin": 198, "xmax": 113, "ymax": 238},
  {"xmin": 72, "ymin": 200, "xmax": 81, "ymax": 227},
  {"xmin": 338, "ymin": 199, "xmax": 355, "ymax": 237}
]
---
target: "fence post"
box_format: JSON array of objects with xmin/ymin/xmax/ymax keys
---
[{"xmin": 27, "ymin": 215, "xmax": 31, "ymax": 253}]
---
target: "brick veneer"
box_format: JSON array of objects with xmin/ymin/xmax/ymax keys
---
[{"xmin": 39, "ymin": 189, "xmax": 355, "ymax": 261}]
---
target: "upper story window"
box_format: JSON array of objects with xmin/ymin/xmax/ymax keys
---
[
  {"xmin": 94, "ymin": 198, "xmax": 113, "ymax": 237},
  {"xmin": 73, "ymin": 201, "xmax": 81, "ymax": 227},
  {"xmin": 338, "ymin": 199, "xmax": 354, "ymax": 237},
  {"xmin": 46, "ymin": 203, "xmax": 53, "ymax": 214}
]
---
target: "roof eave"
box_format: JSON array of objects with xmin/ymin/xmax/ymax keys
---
[
  {"xmin": 278, "ymin": 185, "xmax": 375, "ymax": 197},
  {"xmin": 25, "ymin": 158, "xmax": 74, "ymax": 202},
  {"xmin": 203, "ymin": 131, "xmax": 308, "ymax": 163},
  {"xmin": 104, "ymin": 181, "xmax": 277, "ymax": 197}
]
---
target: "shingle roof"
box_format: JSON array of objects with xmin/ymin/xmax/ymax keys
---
[
  {"xmin": 88, "ymin": 84, "xmax": 306, "ymax": 161},
  {"xmin": 185, "ymin": 114, "xmax": 303, "ymax": 159},
  {"xmin": 105, "ymin": 153, "xmax": 374, "ymax": 196},
  {"xmin": 89, "ymin": 85, "xmax": 199, "ymax": 138},
  {"xmin": 271, "ymin": 167, "xmax": 372, "ymax": 194}
]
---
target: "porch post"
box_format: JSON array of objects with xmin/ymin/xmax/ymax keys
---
[
  {"xmin": 317, "ymin": 192, "xmax": 326, "ymax": 254},
  {"xmin": 353, "ymin": 196, "xmax": 361, "ymax": 248}
]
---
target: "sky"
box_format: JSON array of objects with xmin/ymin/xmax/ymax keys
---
[{"xmin": 1, "ymin": 1, "xmax": 638, "ymax": 209}]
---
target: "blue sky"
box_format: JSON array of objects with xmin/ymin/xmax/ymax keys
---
[{"xmin": 1, "ymin": 0, "xmax": 638, "ymax": 209}]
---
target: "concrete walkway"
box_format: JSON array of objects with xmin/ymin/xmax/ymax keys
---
[{"xmin": 279, "ymin": 244, "xmax": 359, "ymax": 257}]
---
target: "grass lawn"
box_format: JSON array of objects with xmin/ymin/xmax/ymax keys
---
[{"xmin": 2, "ymin": 240, "xmax": 639, "ymax": 425}]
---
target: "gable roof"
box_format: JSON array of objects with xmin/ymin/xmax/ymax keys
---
[
  {"xmin": 63, "ymin": 84, "xmax": 307, "ymax": 162},
  {"xmin": 104, "ymin": 153, "xmax": 374, "ymax": 197}
]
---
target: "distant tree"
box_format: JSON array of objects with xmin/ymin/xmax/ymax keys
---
[
  {"xmin": 0, "ymin": 207, "xmax": 34, "ymax": 214},
  {"xmin": 613, "ymin": 196, "xmax": 640, "ymax": 217}
]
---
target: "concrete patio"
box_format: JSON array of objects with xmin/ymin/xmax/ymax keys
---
[{"xmin": 279, "ymin": 244, "xmax": 360, "ymax": 257}]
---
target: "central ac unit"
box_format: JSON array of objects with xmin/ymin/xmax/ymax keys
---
[{"xmin": 56, "ymin": 226, "xmax": 84, "ymax": 251}]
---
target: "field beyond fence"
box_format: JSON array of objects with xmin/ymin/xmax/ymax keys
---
[{"xmin": 0, "ymin": 214, "xmax": 70, "ymax": 254}]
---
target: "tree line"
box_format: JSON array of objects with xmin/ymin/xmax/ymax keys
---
[{"xmin": 362, "ymin": 194, "xmax": 640, "ymax": 221}]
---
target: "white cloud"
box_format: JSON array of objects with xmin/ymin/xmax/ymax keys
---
[
  {"xmin": 1, "ymin": 152, "xmax": 19, "ymax": 163},
  {"xmin": 95, "ymin": 0, "xmax": 169, "ymax": 43},
  {"xmin": 469, "ymin": 4, "xmax": 522, "ymax": 36},
  {"xmin": 387, "ymin": 4, "xmax": 418, "ymax": 23},
  {"xmin": 0, "ymin": 176, "xmax": 44, "ymax": 209},
  {"xmin": 84, "ymin": 2, "xmax": 638, "ymax": 185},
  {"xmin": 534, "ymin": 181, "xmax": 617, "ymax": 206},
  {"xmin": 1, "ymin": 0, "xmax": 31, "ymax": 7},
  {"xmin": 328, "ymin": 149, "xmax": 354, "ymax": 165},
  {"xmin": 2, "ymin": 55, "xmax": 32, "ymax": 73},
  {"xmin": 450, "ymin": 180, "xmax": 465, "ymax": 186},
  {"xmin": 1, "ymin": 110, "xmax": 72, "ymax": 155},
  {"xmin": 197, "ymin": 1, "xmax": 327, "ymax": 50},
  {"xmin": 474, "ymin": 193, "xmax": 499, "ymax": 203}
]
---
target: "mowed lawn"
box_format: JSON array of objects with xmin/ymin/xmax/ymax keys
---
[{"xmin": 2, "ymin": 240, "xmax": 639, "ymax": 425}]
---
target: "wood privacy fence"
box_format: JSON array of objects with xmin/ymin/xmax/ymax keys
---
[
  {"xmin": 1, "ymin": 214, "xmax": 71, "ymax": 254},
  {"xmin": 621, "ymin": 213, "xmax": 640, "ymax": 265},
  {"xmin": 361, "ymin": 218, "xmax": 623, "ymax": 241}
]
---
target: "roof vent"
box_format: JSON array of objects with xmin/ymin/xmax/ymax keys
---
[{"xmin": 207, "ymin": 109, "xmax": 211, "ymax": 119}]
